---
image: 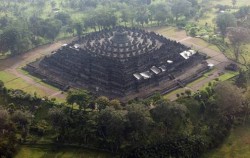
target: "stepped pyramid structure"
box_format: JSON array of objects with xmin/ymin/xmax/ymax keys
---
[{"xmin": 26, "ymin": 27, "xmax": 208, "ymax": 100}]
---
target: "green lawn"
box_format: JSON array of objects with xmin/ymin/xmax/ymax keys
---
[
  {"xmin": 15, "ymin": 145, "xmax": 112, "ymax": 158},
  {"xmin": 0, "ymin": 70, "xmax": 65, "ymax": 102},
  {"xmin": 163, "ymin": 70, "xmax": 238, "ymax": 99},
  {"xmin": 217, "ymin": 71, "xmax": 238, "ymax": 81},
  {"xmin": 200, "ymin": 71, "xmax": 238, "ymax": 91},
  {"xmin": 0, "ymin": 71, "xmax": 46, "ymax": 96},
  {"xmin": 0, "ymin": 71, "xmax": 17, "ymax": 82},
  {"xmin": 203, "ymin": 122, "xmax": 250, "ymax": 158},
  {"xmin": 151, "ymin": 27, "xmax": 185, "ymax": 39}
]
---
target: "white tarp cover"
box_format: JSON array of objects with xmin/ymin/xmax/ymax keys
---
[
  {"xmin": 150, "ymin": 66, "xmax": 161, "ymax": 74},
  {"xmin": 140, "ymin": 71, "xmax": 153, "ymax": 79},
  {"xmin": 208, "ymin": 63, "xmax": 214, "ymax": 67},
  {"xmin": 133, "ymin": 73, "xmax": 142, "ymax": 80},
  {"xmin": 180, "ymin": 50, "xmax": 196, "ymax": 59},
  {"xmin": 167, "ymin": 60, "xmax": 173, "ymax": 64},
  {"xmin": 74, "ymin": 44, "xmax": 80, "ymax": 49}
]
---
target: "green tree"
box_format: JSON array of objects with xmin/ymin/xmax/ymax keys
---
[
  {"xmin": 73, "ymin": 22, "xmax": 83, "ymax": 39},
  {"xmin": 151, "ymin": 101, "xmax": 188, "ymax": 134},
  {"xmin": 43, "ymin": 19, "xmax": 62, "ymax": 40},
  {"xmin": 66, "ymin": 89, "xmax": 90, "ymax": 111},
  {"xmin": 84, "ymin": 15, "xmax": 97, "ymax": 31},
  {"xmin": 0, "ymin": 27, "xmax": 21, "ymax": 54},
  {"xmin": 227, "ymin": 27, "xmax": 250, "ymax": 61},
  {"xmin": 216, "ymin": 13, "xmax": 237, "ymax": 40},
  {"xmin": 97, "ymin": 107, "xmax": 125, "ymax": 152},
  {"xmin": 185, "ymin": 89, "xmax": 192, "ymax": 97},
  {"xmin": 126, "ymin": 104, "xmax": 153, "ymax": 144},
  {"xmin": 135, "ymin": 6, "xmax": 149, "ymax": 27},
  {"xmin": 96, "ymin": 96, "xmax": 110, "ymax": 111},
  {"xmin": 0, "ymin": 80, "xmax": 4, "ymax": 89},
  {"xmin": 149, "ymin": 2, "xmax": 170, "ymax": 26},
  {"xmin": 0, "ymin": 109, "xmax": 9, "ymax": 130},
  {"xmin": 54, "ymin": 12, "xmax": 72, "ymax": 26},
  {"xmin": 120, "ymin": 7, "xmax": 133, "ymax": 26},
  {"xmin": 0, "ymin": 108, "xmax": 17, "ymax": 158},
  {"xmin": 109, "ymin": 99, "xmax": 122, "ymax": 110},
  {"xmin": 11, "ymin": 110, "xmax": 32, "ymax": 141},
  {"xmin": 94, "ymin": 6, "xmax": 117, "ymax": 30},
  {"xmin": 48, "ymin": 107, "xmax": 67, "ymax": 138},
  {"xmin": 171, "ymin": 0, "xmax": 192, "ymax": 22},
  {"xmin": 214, "ymin": 82, "xmax": 243, "ymax": 120}
]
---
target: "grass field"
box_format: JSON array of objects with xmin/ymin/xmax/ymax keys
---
[
  {"xmin": 15, "ymin": 145, "xmax": 112, "ymax": 158},
  {"xmin": 149, "ymin": 27, "xmax": 183, "ymax": 39},
  {"xmin": 163, "ymin": 70, "xmax": 238, "ymax": 99},
  {"xmin": 200, "ymin": 71, "xmax": 239, "ymax": 91},
  {"xmin": 0, "ymin": 70, "xmax": 65, "ymax": 102},
  {"xmin": 0, "ymin": 71, "xmax": 45, "ymax": 96},
  {"xmin": 203, "ymin": 122, "xmax": 250, "ymax": 158}
]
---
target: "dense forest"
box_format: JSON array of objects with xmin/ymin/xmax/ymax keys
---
[
  {"xmin": 0, "ymin": 0, "xmax": 202, "ymax": 56},
  {"xmin": 1, "ymin": 68, "xmax": 250, "ymax": 157},
  {"xmin": 1, "ymin": 0, "xmax": 250, "ymax": 63}
]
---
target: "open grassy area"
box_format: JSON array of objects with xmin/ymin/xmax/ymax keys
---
[
  {"xmin": 150, "ymin": 27, "xmax": 183, "ymax": 39},
  {"xmin": 200, "ymin": 71, "xmax": 238, "ymax": 91},
  {"xmin": 0, "ymin": 71, "xmax": 46, "ymax": 96},
  {"xmin": 15, "ymin": 145, "xmax": 112, "ymax": 158},
  {"xmin": 19, "ymin": 69, "xmax": 61, "ymax": 92},
  {"xmin": 163, "ymin": 70, "xmax": 238, "ymax": 100},
  {"xmin": 0, "ymin": 70, "xmax": 65, "ymax": 102},
  {"xmin": 203, "ymin": 122, "xmax": 250, "ymax": 158}
]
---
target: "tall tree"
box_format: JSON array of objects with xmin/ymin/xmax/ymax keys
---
[
  {"xmin": 232, "ymin": 0, "xmax": 237, "ymax": 8},
  {"xmin": 11, "ymin": 110, "xmax": 32, "ymax": 141},
  {"xmin": 216, "ymin": 13, "xmax": 237, "ymax": 40},
  {"xmin": 0, "ymin": 27, "xmax": 17, "ymax": 53},
  {"xmin": 97, "ymin": 107, "xmax": 125, "ymax": 152},
  {"xmin": 66, "ymin": 90, "xmax": 90, "ymax": 111},
  {"xmin": 171, "ymin": 0, "xmax": 192, "ymax": 21},
  {"xmin": 73, "ymin": 22, "xmax": 83, "ymax": 39},
  {"xmin": 135, "ymin": 6, "xmax": 149, "ymax": 27},
  {"xmin": 126, "ymin": 104, "xmax": 153, "ymax": 144},
  {"xmin": 54, "ymin": 12, "xmax": 72, "ymax": 26},
  {"xmin": 227, "ymin": 27, "xmax": 250, "ymax": 61},
  {"xmin": 0, "ymin": 108, "xmax": 17, "ymax": 158},
  {"xmin": 214, "ymin": 82, "xmax": 243, "ymax": 121},
  {"xmin": 149, "ymin": 2, "xmax": 170, "ymax": 26},
  {"xmin": 48, "ymin": 107, "xmax": 67, "ymax": 138},
  {"xmin": 96, "ymin": 96, "xmax": 110, "ymax": 111},
  {"xmin": 151, "ymin": 101, "xmax": 188, "ymax": 134}
]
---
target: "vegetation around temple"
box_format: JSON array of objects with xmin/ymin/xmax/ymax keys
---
[
  {"xmin": 1, "ymin": 0, "xmax": 250, "ymax": 157},
  {"xmin": 1, "ymin": 68, "xmax": 250, "ymax": 157}
]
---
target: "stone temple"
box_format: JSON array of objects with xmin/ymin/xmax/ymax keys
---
[{"xmin": 26, "ymin": 27, "xmax": 208, "ymax": 101}]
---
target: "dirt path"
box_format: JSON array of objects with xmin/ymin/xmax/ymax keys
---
[{"xmin": 0, "ymin": 38, "xmax": 74, "ymax": 100}]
